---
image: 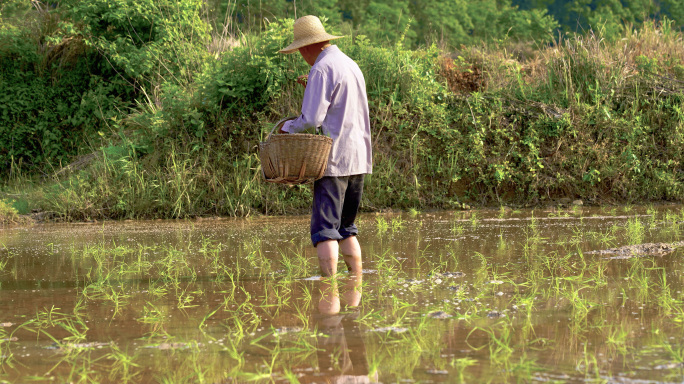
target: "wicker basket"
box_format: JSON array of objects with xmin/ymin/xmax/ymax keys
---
[{"xmin": 259, "ymin": 117, "xmax": 333, "ymax": 184}]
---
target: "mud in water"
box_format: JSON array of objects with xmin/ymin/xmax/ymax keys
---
[
  {"xmin": 0, "ymin": 205, "xmax": 683, "ymax": 383},
  {"xmin": 588, "ymin": 241, "xmax": 684, "ymax": 258}
]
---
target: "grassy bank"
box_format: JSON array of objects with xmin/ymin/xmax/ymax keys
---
[{"xmin": 1, "ymin": 12, "xmax": 683, "ymax": 220}]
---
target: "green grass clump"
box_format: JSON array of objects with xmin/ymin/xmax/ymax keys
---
[{"xmin": 0, "ymin": 199, "xmax": 19, "ymax": 225}]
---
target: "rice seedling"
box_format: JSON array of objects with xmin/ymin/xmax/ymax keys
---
[
  {"xmin": 451, "ymin": 221, "xmax": 466, "ymax": 236},
  {"xmin": 222, "ymin": 336, "xmax": 246, "ymax": 367},
  {"xmin": 476, "ymin": 324, "xmax": 514, "ymax": 366},
  {"xmin": 147, "ymin": 280, "xmax": 169, "ymax": 298},
  {"xmin": 1, "ymin": 206, "xmax": 684, "ymax": 382},
  {"xmin": 661, "ymin": 342, "xmax": 684, "ymax": 366},
  {"xmin": 243, "ymin": 237, "xmax": 273, "ymax": 278},
  {"xmin": 375, "ymin": 216, "xmax": 389, "ymax": 233},
  {"xmin": 277, "ymin": 243, "xmax": 312, "ymax": 279},
  {"xmin": 282, "ymin": 369, "xmax": 301, "ymax": 384},
  {"xmin": 105, "ymin": 344, "xmax": 141, "ymax": 383},
  {"xmin": 577, "ymin": 344, "xmax": 605, "ymax": 382},
  {"xmin": 0, "ymin": 327, "xmax": 16, "ymax": 369},
  {"xmin": 449, "ymin": 357, "xmax": 477, "ymax": 382},
  {"xmin": 625, "ymin": 217, "xmax": 646, "ymax": 245},
  {"xmin": 175, "ymin": 287, "xmax": 200, "ymax": 309},
  {"xmin": 469, "ymin": 212, "xmax": 479, "ymax": 228},
  {"xmin": 390, "ymin": 216, "xmax": 404, "ymax": 232}
]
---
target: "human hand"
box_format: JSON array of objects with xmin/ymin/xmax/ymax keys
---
[
  {"xmin": 277, "ymin": 119, "xmax": 289, "ymax": 134},
  {"xmin": 296, "ymin": 74, "xmax": 308, "ymax": 88}
]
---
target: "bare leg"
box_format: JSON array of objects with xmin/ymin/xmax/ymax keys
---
[
  {"xmin": 339, "ymin": 236, "xmax": 362, "ymax": 275},
  {"xmin": 317, "ymin": 239, "xmax": 339, "ymax": 276}
]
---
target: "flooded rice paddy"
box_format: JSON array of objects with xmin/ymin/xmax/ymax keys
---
[{"xmin": 1, "ymin": 205, "xmax": 684, "ymax": 383}]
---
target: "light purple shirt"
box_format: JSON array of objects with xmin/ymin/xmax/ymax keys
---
[{"xmin": 282, "ymin": 45, "xmax": 372, "ymax": 177}]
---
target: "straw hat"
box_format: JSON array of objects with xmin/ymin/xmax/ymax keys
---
[{"xmin": 279, "ymin": 15, "xmax": 344, "ymax": 54}]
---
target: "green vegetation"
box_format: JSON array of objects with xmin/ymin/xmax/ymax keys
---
[
  {"xmin": 1, "ymin": 1, "xmax": 683, "ymax": 220},
  {"xmin": 0, "ymin": 200, "xmax": 21, "ymax": 225}
]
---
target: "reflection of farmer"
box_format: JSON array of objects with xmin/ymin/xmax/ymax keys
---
[
  {"xmin": 301, "ymin": 276, "xmax": 377, "ymax": 383},
  {"xmin": 278, "ymin": 15, "xmax": 372, "ymax": 277}
]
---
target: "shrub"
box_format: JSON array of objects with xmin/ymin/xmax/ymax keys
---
[
  {"xmin": 60, "ymin": 0, "xmax": 210, "ymax": 83},
  {"xmin": 0, "ymin": 199, "xmax": 19, "ymax": 225},
  {"xmin": 0, "ymin": 25, "xmax": 126, "ymax": 174},
  {"xmin": 0, "ymin": 0, "xmax": 212, "ymax": 176}
]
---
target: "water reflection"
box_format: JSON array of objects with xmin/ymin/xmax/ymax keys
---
[
  {"xmin": 303, "ymin": 275, "xmax": 378, "ymax": 383},
  {"xmin": 0, "ymin": 206, "xmax": 683, "ymax": 383}
]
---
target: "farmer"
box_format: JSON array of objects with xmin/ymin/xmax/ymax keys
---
[{"xmin": 278, "ymin": 15, "xmax": 372, "ymax": 277}]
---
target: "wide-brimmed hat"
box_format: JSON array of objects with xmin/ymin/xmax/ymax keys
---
[{"xmin": 279, "ymin": 15, "xmax": 344, "ymax": 54}]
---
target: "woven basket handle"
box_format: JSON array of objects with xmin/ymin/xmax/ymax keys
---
[{"xmin": 266, "ymin": 116, "xmax": 298, "ymax": 140}]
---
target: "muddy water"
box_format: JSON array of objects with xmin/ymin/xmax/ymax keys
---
[{"xmin": 0, "ymin": 205, "xmax": 683, "ymax": 383}]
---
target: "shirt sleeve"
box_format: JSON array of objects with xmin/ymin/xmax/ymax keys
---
[{"xmin": 282, "ymin": 69, "xmax": 331, "ymax": 134}]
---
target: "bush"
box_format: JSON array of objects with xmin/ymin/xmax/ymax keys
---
[
  {"xmin": 0, "ymin": 199, "xmax": 20, "ymax": 225},
  {"xmin": 60, "ymin": 0, "xmax": 210, "ymax": 83},
  {"xmin": 0, "ymin": 25, "xmax": 128, "ymax": 174},
  {"xmin": 0, "ymin": 0, "xmax": 212, "ymax": 176}
]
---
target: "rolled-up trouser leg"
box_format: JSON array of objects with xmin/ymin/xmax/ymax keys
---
[{"xmin": 310, "ymin": 175, "xmax": 364, "ymax": 247}]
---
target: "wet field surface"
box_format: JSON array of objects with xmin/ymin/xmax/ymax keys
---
[{"xmin": 1, "ymin": 205, "xmax": 683, "ymax": 383}]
